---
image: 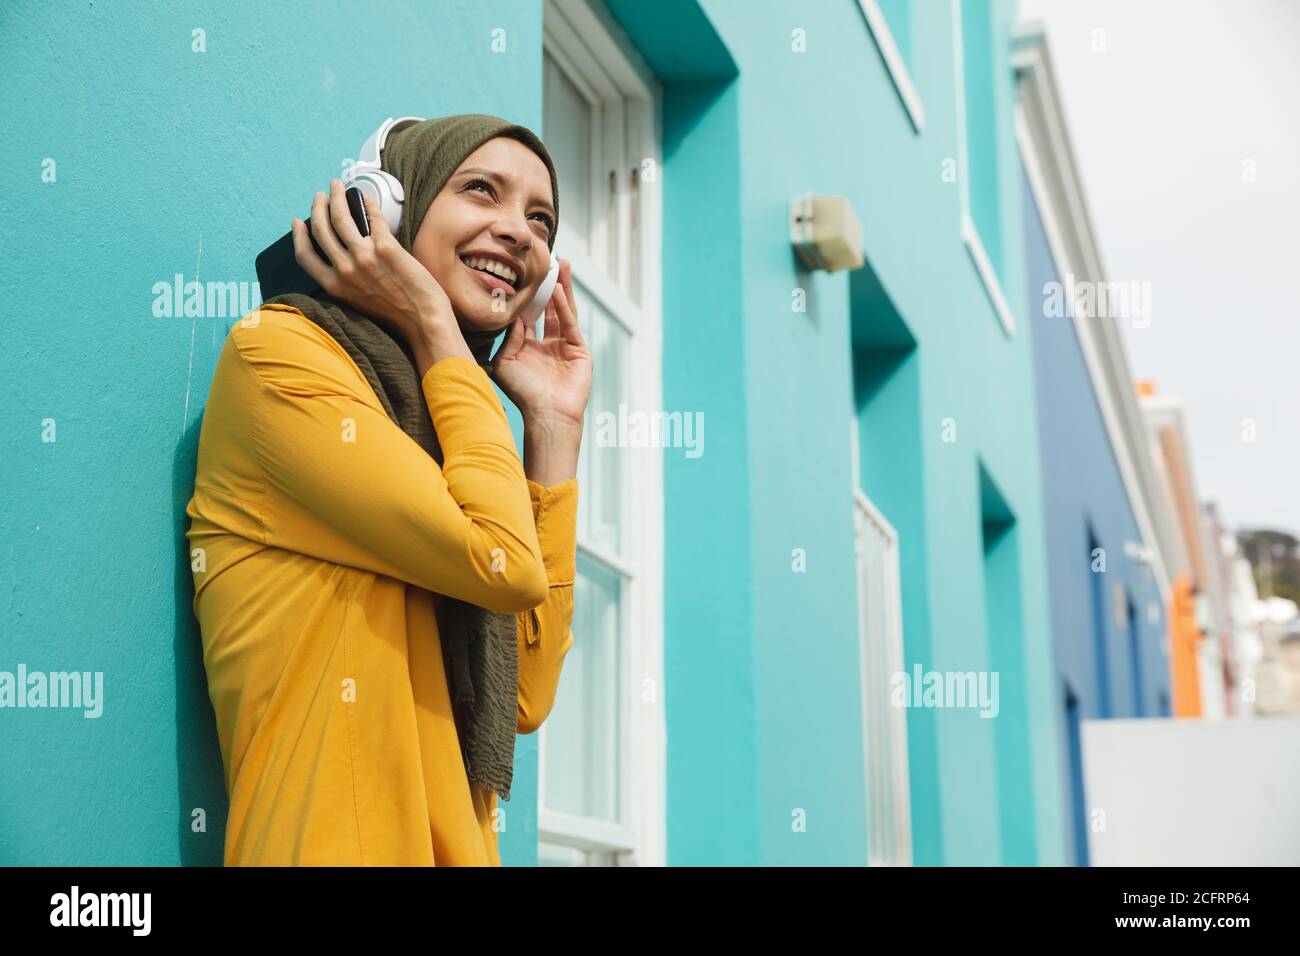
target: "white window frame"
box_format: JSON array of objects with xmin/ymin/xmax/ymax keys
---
[
  {"xmin": 538, "ymin": 0, "xmax": 665, "ymax": 868},
  {"xmin": 857, "ymin": 0, "xmax": 926, "ymax": 133},
  {"xmin": 850, "ymin": 419, "xmax": 913, "ymax": 866},
  {"xmin": 952, "ymin": 0, "xmax": 1016, "ymax": 337}
]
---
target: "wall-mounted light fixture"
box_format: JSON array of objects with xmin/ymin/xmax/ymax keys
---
[{"xmin": 790, "ymin": 192, "xmax": 864, "ymax": 272}]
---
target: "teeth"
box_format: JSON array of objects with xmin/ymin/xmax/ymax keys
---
[{"xmin": 462, "ymin": 255, "xmax": 518, "ymax": 287}]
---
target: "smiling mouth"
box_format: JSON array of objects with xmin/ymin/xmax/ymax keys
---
[{"xmin": 459, "ymin": 255, "xmax": 520, "ymax": 294}]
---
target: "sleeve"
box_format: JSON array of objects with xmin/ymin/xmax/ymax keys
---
[
  {"xmin": 230, "ymin": 307, "xmax": 549, "ymax": 614},
  {"xmin": 516, "ymin": 477, "xmax": 579, "ymax": 735}
]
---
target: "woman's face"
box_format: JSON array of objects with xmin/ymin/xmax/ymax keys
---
[{"xmin": 411, "ymin": 136, "xmax": 556, "ymax": 333}]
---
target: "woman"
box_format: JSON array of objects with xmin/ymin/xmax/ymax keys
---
[{"xmin": 185, "ymin": 115, "xmax": 591, "ymax": 865}]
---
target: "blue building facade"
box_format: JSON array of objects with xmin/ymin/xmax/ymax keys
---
[
  {"xmin": 1021, "ymin": 173, "xmax": 1169, "ymax": 864},
  {"xmin": 1014, "ymin": 27, "xmax": 1172, "ymax": 866}
]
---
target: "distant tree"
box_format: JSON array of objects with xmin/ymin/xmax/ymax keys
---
[{"xmin": 1238, "ymin": 529, "xmax": 1300, "ymax": 603}]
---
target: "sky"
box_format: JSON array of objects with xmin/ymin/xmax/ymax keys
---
[{"xmin": 1016, "ymin": 0, "xmax": 1300, "ymax": 536}]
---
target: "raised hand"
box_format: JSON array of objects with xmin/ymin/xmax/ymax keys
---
[
  {"xmin": 490, "ymin": 259, "xmax": 592, "ymax": 430},
  {"xmin": 291, "ymin": 179, "xmax": 471, "ymax": 366}
]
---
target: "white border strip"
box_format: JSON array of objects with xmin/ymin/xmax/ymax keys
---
[
  {"xmin": 857, "ymin": 0, "xmax": 926, "ymax": 133},
  {"xmin": 963, "ymin": 215, "xmax": 1016, "ymax": 336}
]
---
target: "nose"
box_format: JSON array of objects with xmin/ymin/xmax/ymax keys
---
[{"xmin": 490, "ymin": 200, "xmax": 534, "ymax": 255}]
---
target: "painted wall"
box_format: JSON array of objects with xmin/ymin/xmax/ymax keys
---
[
  {"xmin": 616, "ymin": 0, "xmax": 1065, "ymax": 864},
  {"xmin": 1083, "ymin": 716, "xmax": 1300, "ymax": 865},
  {"xmin": 0, "ymin": 0, "xmax": 551, "ymax": 866},
  {"xmin": 4, "ymin": 0, "xmax": 1069, "ymax": 867},
  {"xmin": 1170, "ymin": 574, "xmax": 1204, "ymax": 717},
  {"xmin": 1021, "ymin": 163, "xmax": 1171, "ymax": 865}
]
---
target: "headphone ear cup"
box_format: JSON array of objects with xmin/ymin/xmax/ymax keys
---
[
  {"xmin": 520, "ymin": 252, "xmax": 561, "ymax": 325},
  {"xmin": 343, "ymin": 167, "xmax": 404, "ymax": 233}
]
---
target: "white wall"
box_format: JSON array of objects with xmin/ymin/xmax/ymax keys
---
[{"xmin": 1083, "ymin": 716, "xmax": 1300, "ymax": 865}]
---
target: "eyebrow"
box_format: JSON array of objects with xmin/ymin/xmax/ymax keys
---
[{"xmin": 455, "ymin": 167, "xmax": 556, "ymax": 221}]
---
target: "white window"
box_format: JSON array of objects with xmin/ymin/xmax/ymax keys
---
[
  {"xmin": 537, "ymin": 0, "xmax": 664, "ymax": 867},
  {"xmin": 852, "ymin": 471, "xmax": 912, "ymax": 864}
]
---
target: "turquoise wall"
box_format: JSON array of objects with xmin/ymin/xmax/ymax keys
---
[
  {"xmin": 2, "ymin": 0, "xmax": 1067, "ymax": 867},
  {"xmin": 0, "ymin": 0, "xmax": 550, "ymax": 866},
  {"xmin": 622, "ymin": 0, "xmax": 1065, "ymax": 864}
]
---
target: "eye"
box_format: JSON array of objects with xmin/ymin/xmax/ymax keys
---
[
  {"xmin": 467, "ymin": 178, "xmax": 553, "ymax": 239},
  {"xmin": 532, "ymin": 212, "xmax": 555, "ymax": 240}
]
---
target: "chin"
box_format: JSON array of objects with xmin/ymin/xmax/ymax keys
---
[
  {"xmin": 451, "ymin": 300, "xmax": 513, "ymax": 334},
  {"xmin": 453, "ymin": 284, "xmax": 533, "ymax": 333},
  {"xmin": 460, "ymin": 316, "xmax": 512, "ymax": 335}
]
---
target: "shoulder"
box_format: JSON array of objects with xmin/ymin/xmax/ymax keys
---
[
  {"xmin": 228, "ymin": 303, "xmax": 369, "ymax": 398},
  {"xmin": 229, "ymin": 302, "xmax": 345, "ymax": 365}
]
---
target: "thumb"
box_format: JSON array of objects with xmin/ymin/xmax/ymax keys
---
[{"xmin": 493, "ymin": 316, "xmax": 526, "ymax": 365}]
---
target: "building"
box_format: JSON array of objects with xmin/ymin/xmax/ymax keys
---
[
  {"xmin": 621, "ymin": 0, "xmax": 1065, "ymax": 866},
  {"xmin": 1219, "ymin": 522, "xmax": 1265, "ymax": 716},
  {"xmin": 5, "ymin": 0, "xmax": 1084, "ymax": 867},
  {"xmin": 1139, "ymin": 390, "xmax": 1214, "ymax": 718},
  {"xmin": 1012, "ymin": 22, "xmax": 1174, "ymax": 866}
]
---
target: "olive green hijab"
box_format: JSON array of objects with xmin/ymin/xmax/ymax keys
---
[
  {"xmin": 262, "ymin": 114, "xmax": 560, "ymax": 803},
  {"xmin": 384, "ymin": 113, "xmax": 561, "ymax": 364}
]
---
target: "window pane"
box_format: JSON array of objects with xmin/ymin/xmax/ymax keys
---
[
  {"xmin": 542, "ymin": 556, "xmax": 621, "ymax": 822},
  {"xmin": 574, "ymin": 284, "xmax": 625, "ymax": 556},
  {"xmin": 538, "ymin": 842, "xmax": 585, "ymax": 866},
  {"xmin": 543, "ymin": 51, "xmax": 591, "ymax": 258},
  {"xmin": 538, "ymin": 842, "xmax": 620, "ymax": 867},
  {"xmin": 856, "ymin": 498, "xmax": 911, "ymax": 865}
]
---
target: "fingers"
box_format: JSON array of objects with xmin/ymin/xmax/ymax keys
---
[
  {"xmin": 328, "ymin": 178, "xmax": 366, "ymax": 246},
  {"xmin": 359, "ymin": 190, "xmax": 394, "ymax": 245},
  {"xmin": 358, "ymin": 189, "xmax": 406, "ymax": 264},
  {"xmin": 551, "ymin": 286, "xmax": 570, "ymax": 339},
  {"xmin": 542, "ymin": 289, "xmax": 561, "ymax": 342},
  {"xmin": 560, "ymin": 257, "xmax": 574, "ymax": 306},
  {"xmin": 309, "ymin": 188, "xmax": 347, "ymax": 266},
  {"xmin": 552, "ymin": 260, "xmax": 587, "ymax": 348},
  {"xmin": 291, "ymin": 216, "xmax": 336, "ymax": 290},
  {"xmin": 493, "ymin": 316, "xmax": 526, "ymax": 364}
]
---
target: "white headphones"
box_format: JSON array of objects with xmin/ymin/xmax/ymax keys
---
[{"xmin": 344, "ymin": 116, "xmax": 561, "ymax": 325}]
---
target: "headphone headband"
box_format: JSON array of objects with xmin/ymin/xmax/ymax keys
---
[
  {"xmin": 356, "ymin": 115, "xmax": 425, "ymax": 169},
  {"xmin": 345, "ymin": 116, "xmax": 423, "ymax": 215}
]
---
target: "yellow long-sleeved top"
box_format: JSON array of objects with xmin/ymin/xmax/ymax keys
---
[{"xmin": 184, "ymin": 303, "xmax": 576, "ymax": 866}]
